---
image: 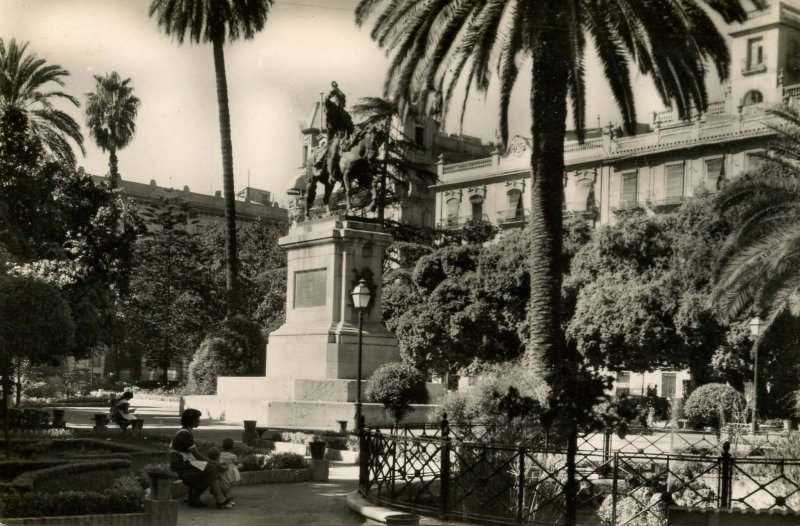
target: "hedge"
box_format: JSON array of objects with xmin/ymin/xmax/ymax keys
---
[
  {"xmin": 13, "ymin": 459, "xmax": 131, "ymax": 491},
  {"xmin": 0, "ymin": 474, "xmax": 146, "ymax": 518},
  {"xmin": 684, "ymin": 383, "xmax": 745, "ymax": 429}
]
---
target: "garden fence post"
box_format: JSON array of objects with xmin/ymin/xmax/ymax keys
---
[
  {"xmin": 517, "ymin": 447, "xmax": 525, "ymax": 523},
  {"xmin": 603, "ymin": 428, "xmax": 612, "ymax": 477},
  {"xmin": 611, "ymin": 452, "xmax": 619, "ymax": 525},
  {"xmin": 440, "ymin": 413, "xmax": 451, "ymax": 520},
  {"xmin": 720, "ymin": 441, "xmax": 732, "ymax": 508}
]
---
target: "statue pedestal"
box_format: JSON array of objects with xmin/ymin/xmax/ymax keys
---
[
  {"xmin": 265, "ymin": 216, "xmax": 399, "ymax": 379},
  {"xmin": 190, "ymin": 216, "xmax": 441, "ymax": 429}
]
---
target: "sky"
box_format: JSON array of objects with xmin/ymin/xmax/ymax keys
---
[{"xmin": 0, "ymin": 0, "xmax": 731, "ymax": 204}]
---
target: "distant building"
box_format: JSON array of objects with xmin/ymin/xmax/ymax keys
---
[
  {"xmin": 89, "ymin": 175, "xmax": 288, "ymax": 231},
  {"xmin": 433, "ymin": 2, "xmax": 800, "ymax": 400}
]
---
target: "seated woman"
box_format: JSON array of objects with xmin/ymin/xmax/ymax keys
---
[
  {"xmin": 169, "ymin": 408, "xmax": 232, "ymax": 509},
  {"xmin": 110, "ymin": 391, "xmax": 137, "ymax": 431}
]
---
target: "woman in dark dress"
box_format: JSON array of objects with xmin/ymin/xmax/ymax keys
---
[{"xmin": 169, "ymin": 408, "xmax": 232, "ymax": 508}]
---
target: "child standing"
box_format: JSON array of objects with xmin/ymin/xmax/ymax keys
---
[{"xmin": 219, "ymin": 438, "xmax": 241, "ymax": 485}]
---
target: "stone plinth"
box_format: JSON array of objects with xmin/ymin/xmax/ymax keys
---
[
  {"xmin": 194, "ymin": 216, "xmax": 443, "ymax": 430},
  {"xmin": 265, "ymin": 216, "xmax": 399, "ymax": 379}
]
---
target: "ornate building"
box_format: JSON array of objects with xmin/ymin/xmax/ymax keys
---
[{"xmin": 434, "ymin": 1, "xmax": 800, "ymax": 400}]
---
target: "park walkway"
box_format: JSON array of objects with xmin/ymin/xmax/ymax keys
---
[
  {"xmin": 178, "ymin": 464, "xmax": 373, "ymax": 526},
  {"xmin": 62, "ymin": 398, "xmax": 378, "ymax": 525}
]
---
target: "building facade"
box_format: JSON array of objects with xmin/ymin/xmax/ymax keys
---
[{"xmin": 434, "ymin": 2, "xmax": 800, "ymax": 400}]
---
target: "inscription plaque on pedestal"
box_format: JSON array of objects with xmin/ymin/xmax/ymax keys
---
[{"xmin": 294, "ymin": 268, "xmax": 327, "ymax": 308}]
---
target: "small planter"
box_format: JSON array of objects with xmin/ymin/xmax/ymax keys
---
[
  {"xmin": 784, "ymin": 419, "xmax": 794, "ymax": 432},
  {"xmin": 308, "ymin": 440, "xmax": 327, "ymax": 460},
  {"xmin": 51, "ymin": 408, "xmax": 66, "ymax": 428},
  {"xmin": 147, "ymin": 470, "xmax": 177, "ymax": 500},
  {"xmin": 92, "ymin": 413, "xmax": 109, "ymax": 431}
]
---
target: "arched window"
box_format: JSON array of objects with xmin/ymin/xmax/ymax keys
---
[{"xmin": 742, "ymin": 90, "xmax": 763, "ymax": 106}]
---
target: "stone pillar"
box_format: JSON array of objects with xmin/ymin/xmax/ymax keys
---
[{"xmin": 265, "ymin": 216, "xmax": 399, "ymax": 380}]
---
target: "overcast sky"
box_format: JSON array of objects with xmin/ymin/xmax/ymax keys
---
[{"xmin": 0, "ymin": 0, "xmax": 731, "ymax": 204}]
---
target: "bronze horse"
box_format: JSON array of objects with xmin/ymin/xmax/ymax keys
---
[{"xmin": 304, "ymin": 124, "xmax": 384, "ymax": 219}]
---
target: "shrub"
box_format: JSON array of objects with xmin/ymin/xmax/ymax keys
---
[
  {"xmin": 366, "ymin": 362, "xmax": 427, "ymax": 423},
  {"xmin": 186, "ymin": 316, "xmax": 266, "ymax": 394},
  {"xmin": 431, "ymin": 361, "xmax": 545, "ymax": 445},
  {"xmin": 263, "ymin": 452, "xmax": 307, "ymax": 470},
  {"xmin": 0, "ymin": 474, "xmax": 146, "ymax": 518},
  {"xmin": 684, "ymin": 383, "xmax": 745, "ymax": 429}
]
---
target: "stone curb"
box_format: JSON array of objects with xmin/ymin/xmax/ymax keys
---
[{"xmin": 346, "ymin": 490, "xmax": 419, "ymax": 525}]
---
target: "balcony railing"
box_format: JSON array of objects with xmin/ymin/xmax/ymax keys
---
[
  {"xmin": 441, "ymin": 157, "xmax": 492, "ymax": 175},
  {"xmin": 497, "ymin": 208, "xmax": 526, "ymax": 225},
  {"xmin": 611, "ymin": 200, "xmax": 642, "ymax": 213},
  {"xmin": 440, "ymin": 214, "xmax": 490, "ymax": 230}
]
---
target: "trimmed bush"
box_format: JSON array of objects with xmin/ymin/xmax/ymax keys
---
[
  {"xmin": 186, "ymin": 316, "xmax": 266, "ymax": 394},
  {"xmin": 366, "ymin": 362, "xmax": 427, "ymax": 423},
  {"xmin": 14, "ymin": 459, "xmax": 131, "ymax": 490},
  {"xmin": 263, "ymin": 452, "xmax": 307, "ymax": 470},
  {"xmin": 684, "ymin": 383, "xmax": 745, "ymax": 429},
  {"xmin": 0, "ymin": 474, "xmax": 145, "ymax": 518}
]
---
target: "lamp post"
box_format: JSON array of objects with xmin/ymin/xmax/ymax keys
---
[
  {"xmin": 749, "ymin": 316, "xmax": 765, "ymax": 434},
  {"xmin": 351, "ymin": 279, "xmax": 372, "ymax": 431}
]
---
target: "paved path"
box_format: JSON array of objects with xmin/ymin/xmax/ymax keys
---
[
  {"xmin": 59, "ymin": 399, "xmax": 377, "ymax": 525},
  {"xmin": 178, "ymin": 465, "xmax": 377, "ymax": 526}
]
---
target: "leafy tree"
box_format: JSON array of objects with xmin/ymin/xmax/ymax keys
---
[
  {"xmin": 149, "ymin": 0, "xmax": 274, "ymax": 317},
  {"xmin": 365, "ymin": 362, "xmax": 427, "ymax": 423},
  {"xmin": 0, "ymin": 38, "xmax": 84, "ymax": 165},
  {"xmin": 357, "ymin": 2, "xmax": 752, "ymax": 519},
  {"xmin": 123, "ymin": 196, "xmax": 220, "ymax": 381},
  {"xmin": 198, "ymin": 217, "xmax": 289, "ymax": 334},
  {"xmin": 186, "ymin": 316, "xmax": 266, "ymax": 394},
  {"xmin": 566, "ymin": 196, "xmax": 735, "ymax": 386},
  {"xmin": 0, "ymin": 275, "xmax": 74, "ymax": 457},
  {"xmin": 712, "ymin": 106, "xmax": 800, "ymax": 334},
  {"xmin": 84, "ymin": 72, "xmax": 141, "ymax": 187}
]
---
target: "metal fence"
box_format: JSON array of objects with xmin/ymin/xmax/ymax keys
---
[{"xmin": 359, "ymin": 420, "xmax": 800, "ymax": 525}]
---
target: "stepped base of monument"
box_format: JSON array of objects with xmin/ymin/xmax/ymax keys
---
[{"xmin": 181, "ymin": 395, "xmax": 439, "ymax": 430}]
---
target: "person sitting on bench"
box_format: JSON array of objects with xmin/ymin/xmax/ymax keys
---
[{"xmin": 109, "ymin": 391, "xmax": 137, "ymax": 431}]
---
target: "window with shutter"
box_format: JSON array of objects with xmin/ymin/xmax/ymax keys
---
[
  {"xmin": 470, "ymin": 195, "xmax": 483, "ymax": 221},
  {"xmin": 665, "ymin": 163, "xmax": 684, "ymax": 201},
  {"xmin": 507, "ymin": 189, "xmax": 523, "ymax": 220},
  {"xmin": 705, "ymin": 158, "xmax": 724, "ymax": 190},
  {"xmin": 446, "ymin": 198, "xmax": 459, "ymax": 226},
  {"xmin": 621, "ymin": 172, "xmax": 638, "ymax": 207}
]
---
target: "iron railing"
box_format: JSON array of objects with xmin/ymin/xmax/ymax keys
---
[{"xmin": 360, "ymin": 420, "xmax": 800, "ymax": 525}]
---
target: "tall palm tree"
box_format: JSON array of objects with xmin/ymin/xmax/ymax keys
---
[
  {"xmin": 713, "ymin": 106, "xmax": 800, "ymax": 332},
  {"xmin": 355, "ymin": 1, "xmax": 754, "ymax": 523},
  {"xmin": 85, "ymin": 72, "xmax": 141, "ymax": 188},
  {"xmin": 0, "ymin": 38, "xmax": 84, "ymax": 166},
  {"xmin": 148, "ymin": 0, "xmax": 273, "ymax": 317}
]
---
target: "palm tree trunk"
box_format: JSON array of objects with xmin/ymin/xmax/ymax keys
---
[
  {"xmin": 15, "ymin": 358, "xmax": 21, "ymax": 407},
  {"xmin": 212, "ymin": 37, "xmax": 239, "ymax": 318},
  {"xmin": 528, "ymin": 17, "xmax": 577, "ymax": 526},
  {"xmin": 109, "ymin": 147, "xmax": 119, "ymax": 188}
]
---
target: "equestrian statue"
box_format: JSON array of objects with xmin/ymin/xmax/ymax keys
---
[{"xmin": 304, "ymin": 81, "xmax": 384, "ymax": 219}]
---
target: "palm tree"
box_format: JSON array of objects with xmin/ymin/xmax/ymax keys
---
[
  {"xmin": 148, "ymin": 0, "xmax": 273, "ymax": 317},
  {"xmin": 713, "ymin": 106, "xmax": 800, "ymax": 332},
  {"xmin": 85, "ymin": 72, "xmax": 141, "ymax": 188},
  {"xmin": 0, "ymin": 38, "xmax": 84, "ymax": 166},
  {"xmin": 355, "ymin": 1, "xmax": 754, "ymax": 523}
]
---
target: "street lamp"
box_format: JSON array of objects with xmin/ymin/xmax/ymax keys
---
[
  {"xmin": 749, "ymin": 316, "xmax": 765, "ymax": 434},
  {"xmin": 351, "ymin": 279, "xmax": 372, "ymax": 431}
]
